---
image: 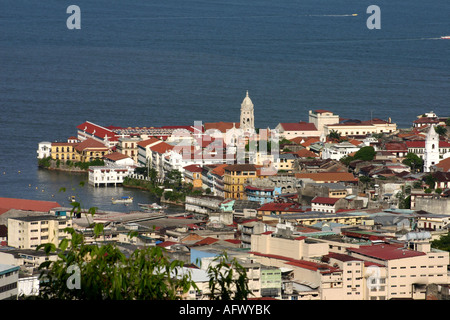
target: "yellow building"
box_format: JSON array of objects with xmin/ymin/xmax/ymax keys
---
[
  {"xmin": 74, "ymin": 138, "xmax": 110, "ymax": 162},
  {"xmin": 51, "ymin": 142, "xmax": 77, "ymax": 161},
  {"xmin": 224, "ymin": 164, "xmax": 258, "ymax": 199},
  {"xmin": 183, "ymin": 165, "xmax": 204, "ymax": 189}
]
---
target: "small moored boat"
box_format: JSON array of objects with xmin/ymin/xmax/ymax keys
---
[
  {"xmin": 112, "ymin": 196, "xmax": 133, "ymax": 204},
  {"xmin": 138, "ymin": 202, "xmax": 168, "ymax": 210}
]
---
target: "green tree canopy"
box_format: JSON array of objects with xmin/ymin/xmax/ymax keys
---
[
  {"xmin": 353, "ymin": 146, "xmax": 376, "ymax": 161},
  {"xmin": 435, "ymin": 125, "xmax": 447, "ymax": 136},
  {"xmin": 402, "ymin": 152, "xmax": 424, "ymax": 172},
  {"xmin": 432, "ymin": 232, "xmax": 450, "ymax": 252}
]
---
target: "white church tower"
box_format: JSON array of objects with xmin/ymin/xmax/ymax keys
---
[
  {"xmin": 423, "ymin": 124, "xmax": 440, "ymax": 172},
  {"xmin": 240, "ymin": 90, "xmax": 255, "ymax": 133}
]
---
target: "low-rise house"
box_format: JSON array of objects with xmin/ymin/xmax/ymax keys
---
[
  {"xmin": 311, "ymin": 196, "xmax": 347, "ymax": 213},
  {"xmin": 274, "ymin": 153, "xmax": 296, "ymax": 173},
  {"xmin": 103, "ymin": 152, "xmax": 134, "ymax": 167},
  {"xmin": 183, "ymin": 164, "xmax": 204, "ymax": 189},
  {"xmin": 322, "ymin": 141, "xmax": 361, "ymax": 160}
]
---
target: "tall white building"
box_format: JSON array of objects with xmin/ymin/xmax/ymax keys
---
[{"xmin": 423, "ymin": 124, "xmax": 440, "ymax": 172}]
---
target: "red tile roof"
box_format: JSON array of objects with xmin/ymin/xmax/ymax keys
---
[
  {"xmin": 251, "ymin": 251, "xmax": 339, "ymax": 274},
  {"xmin": 295, "ymin": 149, "xmax": 319, "ymax": 158},
  {"xmin": 194, "ymin": 237, "xmax": 219, "ymax": 246},
  {"xmin": 103, "ymin": 152, "xmax": 130, "ymax": 161},
  {"xmin": 75, "ymin": 138, "xmax": 109, "ymax": 152},
  {"xmin": 314, "ymin": 109, "xmax": 333, "ymax": 114},
  {"xmin": 137, "ymin": 137, "xmax": 162, "ymax": 148},
  {"xmin": 279, "ymin": 122, "xmax": 317, "ymax": 132},
  {"xmin": 183, "ymin": 164, "xmax": 203, "ymax": 173},
  {"xmin": 150, "ymin": 142, "xmax": 174, "ymax": 154},
  {"xmin": 0, "ymin": 197, "xmax": 61, "ymax": 213},
  {"xmin": 435, "ymin": 157, "xmax": 450, "ymax": 172},
  {"xmin": 77, "ymin": 121, "xmax": 118, "ymax": 141},
  {"xmin": 348, "ymin": 243, "xmax": 426, "ymax": 261},
  {"xmin": 311, "ymin": 197, "xmax": 340, "ymax": 205},
  {"xmin": 211, "ymin": 164, "xmax": 228, "ymax": 177}
]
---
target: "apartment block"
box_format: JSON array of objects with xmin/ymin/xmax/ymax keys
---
[
  {"xmin": 0, "ymin": 264, "xmax": 19, "ymax": 300},
  {"xmin": 7, "ymin": 215, "xmax": 72, "ymax": 249}
]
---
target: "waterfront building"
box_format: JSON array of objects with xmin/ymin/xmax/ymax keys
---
[
  {"xmin": 50, "ymin": 142, "xmax": 77, "ymax": 161},
  {"xmin": 324, "ymin": 118, "xmax": 397, "ymax": 137},
  {"xmin": 73, "ymin": 138, "xmax": 110, "ymax": 162},
  {"xmin": 36, "ymin": 141, "xmax": 51, "ymax": 159},
  {"xmin": 136, "ymin": 137, "xmax": 163, "ymax": 167},
  {"xmin": 76, "ymin": 121, "xmax": 119, "ymax": 148},
  {"xmin": 88, "ymin": 165, "xmax": 135, "ymax": 187},
  {"xmin": 308, "ymin": 110, "xmax": 340, "ymax": 134}
]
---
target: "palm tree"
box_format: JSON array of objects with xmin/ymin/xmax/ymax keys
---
[
  {"xmin": 435, "ymin": 125, "xmax": 447, "ymax": 137},
  {"xmin": 328, "ymin": 129, "xmax": 342, "ymax": 142}
]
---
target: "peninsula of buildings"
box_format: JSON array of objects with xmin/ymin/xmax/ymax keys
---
[{"xmin": 1, "ymin": 94, "xmax": 449, "ymax": 300}]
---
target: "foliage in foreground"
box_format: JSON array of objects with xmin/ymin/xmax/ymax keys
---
[
  {"xmin": 36, "ymin": 228, "xmax": 194, "ymax": 300},
  {"xmin": 33, "ymin": 216, "xmax": 250, "ymax": 299}
]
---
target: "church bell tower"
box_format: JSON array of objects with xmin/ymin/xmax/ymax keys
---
[
  {"xmin": 240, "ymin": 90, "xmax": 255, "ymax": 133},
  {"xmin": 423, "ymin": 124, "xmax": 440, "ymax": 172}
]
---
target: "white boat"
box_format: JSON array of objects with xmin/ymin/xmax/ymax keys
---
[
  {"xmin": 112, "ymin": 196, "xmax": 133, "ymax": 204},
  {"xmin": 441, "ymin": 36, "xmax": 450, "ymax": 39},
  {"xmin": 138, "ymin": 202, "xmax": 167, "ymax": 210}
]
